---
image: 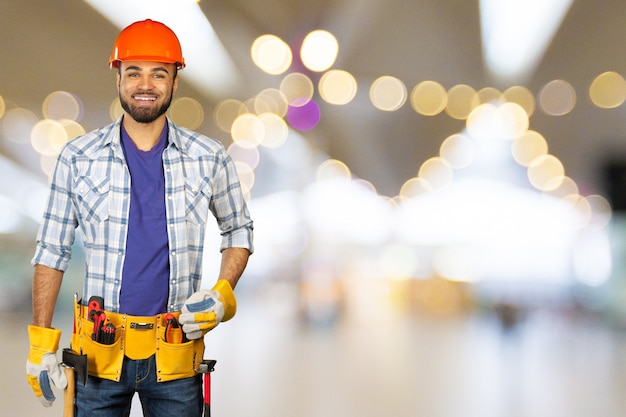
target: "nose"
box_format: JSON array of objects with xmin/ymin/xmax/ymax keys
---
[{"xmin": 137, "ymin": 74, "xmax": 154, "ymax": 90}]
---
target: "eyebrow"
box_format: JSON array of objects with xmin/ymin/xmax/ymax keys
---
[{"xmin": 124, "ymin": 65, "xmax": 170, "ymax": 74}]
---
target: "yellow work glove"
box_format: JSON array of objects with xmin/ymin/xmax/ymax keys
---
[
  {"xmin": 26, "ymin": 325, "xmax": 67, "ymax": 407},
  {"xmin": 179, "ymin": 279, "xmax": 237, "ymax": 340}
]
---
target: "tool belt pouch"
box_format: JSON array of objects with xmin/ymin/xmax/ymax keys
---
[
  {"xmin": 71, "ymin": 301, "xmax": 124, "ymax": 382},
  {"xmin": 71, "ymin": 300, "xmax": 204, "ymax": 383},
  {"xmin": 155, "ymin": 313, "xmax": 205, "ymax": 382},
  {"xmin": 156, "ymin": 336, "xmax": 204, "ymax": 382}
]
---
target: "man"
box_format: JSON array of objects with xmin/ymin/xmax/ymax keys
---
[{"xmin": 26, "ymin": 19, "xmax": 253, "ymax": 416}]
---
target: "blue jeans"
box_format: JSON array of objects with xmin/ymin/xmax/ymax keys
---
[{"xmin": 75, "ymin": 355, "xmax": 203, "ymax": 417}]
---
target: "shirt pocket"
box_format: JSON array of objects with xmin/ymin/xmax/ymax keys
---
[
  {"xmin": 74, "ymin": 176, "xmax": 110, "ymax": 223},
  {"xmin": 184, "ymin": 177, "xmax": 212, "ymax": 225}
]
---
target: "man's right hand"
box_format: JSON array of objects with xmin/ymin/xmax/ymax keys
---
[{"xmin": 26, "ymin": 325, "xmax": 67, "ymax": 407}]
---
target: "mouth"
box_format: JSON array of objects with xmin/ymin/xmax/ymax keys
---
[{"xmin": 132, "ymin": 94, "xmax": 157, "ymax": 103}]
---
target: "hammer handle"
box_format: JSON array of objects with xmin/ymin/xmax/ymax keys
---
[{"xmin": 63, "ymin": 367, "xmax": 75, "ymax": 417}]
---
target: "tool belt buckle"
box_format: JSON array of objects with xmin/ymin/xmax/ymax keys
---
[{"xmin": 130, "ymin": 322, "xmax": 154, "ymax": 330}]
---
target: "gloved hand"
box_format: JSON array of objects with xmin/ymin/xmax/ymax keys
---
[
  {"xmin": 179, "ymin": 279, "xmax": 237, "ymax": 340},
  {"xmin": 26, "ymin": 325, "xmax": 68, "ymax": 407}
]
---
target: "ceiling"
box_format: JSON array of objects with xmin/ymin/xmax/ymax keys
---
[{"xmin": 2, "ymin": 0, "xmax": 626, "ymax": 198}]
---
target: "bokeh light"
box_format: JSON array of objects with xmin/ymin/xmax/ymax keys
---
[
  {"xmin": 466, "ymin": 104, "xmax": 499, "ymax": 140},
  {"xmin": 319, "ymin": 70, "xmax": 358, "ymax": 105},
  {"xmin": 370, "ymin": 76, "xmax": 407, "ymax": 111},
  {"xmin": 543, "ymin": 175, "xmax": 578, "ymax": 200},
  {"xmin": 42, "ymin": 91, "xmax": 83, "ymax": 121},
  {"xmin": 502, "ymin": 85, "xmax": 535, "ymax": 116},
  {"xmin": 538, "ymin": 79, "xmax": 576, "ymax": 116},
  {"xmin": 31, "ymin": 119, "xmax": 68, "ymax": 156},
  {"xmin": 589, "ymin": 71, "xmax": 626, "ymax": 109},
  {"xmin": 259, "ymin": 112, "xmax": 289, "ymax": 148},
  {"xmin": 280, "ymin": 72, "xmax": 314, "ymax": 105},
  {"xmin": 2, "ymin": 107, "xmax": 38, "ymax": 144},
  {"xmin": 511, "ymin": 130, "xmax": 549, "ymax": 167},
  {"xmin": 440, "ymin": 133, "xmax": 475, "ymax": 169},
  {"xmin": 410, "ymin": 80, "xmax": 447, "ymax": 116},
  {"xmin": 316, "ymin": 159, "xmax": 351, "ymax": 181},
  {"xmin": 399, "ymin": 177, "xmax": 432, "ymax": 198},
  {"xmin": 287, "ymin": 98, "xmax": 320, "ymax": 131},
  {"xmin": 109, "ymin": 98, "xmax": 124, "ymax": 121},
  {"xmin": 477, "ymin": 87, "xmax": 503, "ymax": 104},
  {"xmin": 446, "ymin": 84, "xmax": 479, "ymax": 120},
  {"xmin": 168, "ymin": 97, "xmax": 204, "ymax": 130},
  {"xmin": 251, "ymin": 34, "xmax": 293, "ymax": 75},
  {"xmin": 254, "ymin": 88, "xmax": 289, "ymax": 117},
  {"xmin": 585, "ymin": 194, "xmax": 612, "ymax": 230},
  {"xmin": 493, "ymin": 102, "xmax": 529, "ymax": 139},
  {"xmin": 468, "ymin": 103, "xmax": 527, "ymax": 140},
  {"xmin": 0, "ymin": 95, "xmax": 5, "ymax": 118},
  {"xmin": 527, "ymin": 154, "xmax": 565, "ymax": 191},
  {"xmin": 214, "ymin": 99, "xmax": 245, "ymax": 133},
  {"xmin": 300, "ymin": 30, "xmax": 338, "ymax": 72},
  {"xmin": 231, "ymin": 113, "xmax": 264, "ymax": 149},
  {"xmin": 418, "ymin": 157, "xmax": 454, "ymax": 190},
  {"xmin": 59, "ymin": 118, "xmax": 86, "ymax": 140}
]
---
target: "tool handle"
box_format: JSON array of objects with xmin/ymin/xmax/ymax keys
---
[
  {"xmin": 203, "ymin": 371, "xmax": 211, "ymax": 417},
  {"xmin": 63, "ymin": 367, "xmax": 75, "ymax": 417}
]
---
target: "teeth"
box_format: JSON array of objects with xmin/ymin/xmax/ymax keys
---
[{"xmin": 134, "ymin": 96, "xmax": 156, "ymax": 101}]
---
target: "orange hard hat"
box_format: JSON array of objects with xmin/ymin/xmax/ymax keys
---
[{"xmin": 109, "ymin": 19, "xmax": 185, "ymax": 69}]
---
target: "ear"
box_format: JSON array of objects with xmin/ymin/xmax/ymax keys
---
[
  {"xmin": 116, "ymin": 71, "xmax": 121, "ymax": 91},
  {"xmin": 172, "ymin": 74, "xmax": 179, "ymax": 95}
]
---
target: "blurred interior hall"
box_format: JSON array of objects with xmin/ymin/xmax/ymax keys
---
[{"xmin": 3, "ymin": 1, "xmax": 626, "ymax": 416}]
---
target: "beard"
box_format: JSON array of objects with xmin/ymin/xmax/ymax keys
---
[{"xmin": 120, "ymin": 88, "xmax": 174, "ymax": 124}]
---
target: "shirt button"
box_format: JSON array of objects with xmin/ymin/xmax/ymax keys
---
[{"xmin": 171, "ymin": 251, "xmax": 176, "ymax": 256}]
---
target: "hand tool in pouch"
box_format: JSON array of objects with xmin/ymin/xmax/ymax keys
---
[
  {"xmin": 61, "ymin": 348, "xmax": 88, "ymax": 417},
  {"xmin": 164, "ymin": 313, "xmax": 183, "ymax": 344},
  {"xmin": 88, "ymin": 295, "xmax": 104, "ymax": 340},
  {"xmin": 198, "ymin": 359, "xmax": 217, "ymax": 417},
  {"xmin": 88, "ymin": 296, "xmax": 104, "ymax": 320},
  {"xmin": 87, "ymin": 295, "xmax": 116, "ymax": 344}
]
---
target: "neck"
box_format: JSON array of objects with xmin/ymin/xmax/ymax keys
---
[{"xmin": 122, "ymin": 115, "xmax": 167, "ymax": 151}]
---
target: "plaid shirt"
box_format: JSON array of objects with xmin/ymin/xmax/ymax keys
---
[{"xmin": 32, "ymin": 117, "xmax": 253, "ymax": 312}]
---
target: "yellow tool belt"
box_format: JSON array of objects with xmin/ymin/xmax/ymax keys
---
[{"xmin": 70, "ymin": 300, "xmax": 204, "ymax": 382}]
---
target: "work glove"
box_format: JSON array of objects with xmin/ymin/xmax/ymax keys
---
[
  {"xmin": 26, "ymin": 325, "xmax": 67, "ymax": 407},
  {"xmin": 179, "ymin": 279, "xmax": 237, "ymax": 340}
]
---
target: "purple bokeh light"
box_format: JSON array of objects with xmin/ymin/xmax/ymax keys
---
[{"xmin": 287, "ymin": 98, "xmax": 321, "ymax": 131}]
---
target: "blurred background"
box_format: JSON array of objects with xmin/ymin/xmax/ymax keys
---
[{"xmin": 3, "ymin": 0, "xmax": 626, "ymax": 416}]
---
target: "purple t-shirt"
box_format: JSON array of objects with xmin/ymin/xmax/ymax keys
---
[{"xmin": 119, "ymin": 122, "xmax": 170, "ymax": 315}]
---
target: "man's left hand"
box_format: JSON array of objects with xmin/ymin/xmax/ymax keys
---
[{"xmin": 179, "ymin": 279, "xmax": 237, "ymax": 339}]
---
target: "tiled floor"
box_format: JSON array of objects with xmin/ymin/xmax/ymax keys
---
[{"xmin": 5, "ymin": 292, "xmax": 626, "ymax": 417}]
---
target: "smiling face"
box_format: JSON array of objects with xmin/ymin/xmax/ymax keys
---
[{"xmin": 117, "ymin": 61, "xmax": 178, "ymax": 124}]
